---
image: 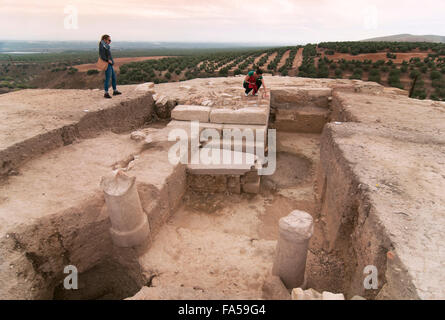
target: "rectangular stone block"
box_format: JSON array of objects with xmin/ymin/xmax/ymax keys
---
[
  {"xmin": 187, "ymin": 163, "xmax": 254, "ymax": 176},
  {"xmin": 222, "ymin": 124, "xmax": 268, "ymax": 146},
  {"xmin": 210, "ymin": 107, "xmax": 268, "ymax": 125},
  {"xmin": 243, "ymin": 171, "xmax": 260, "ymax": 183},
  {"xmin": 167, "ymin": 120, "xmax": 223, "ymax": 135},
  {"xmin": 291, "ymin": 288, "xmax": 322, "ymax": 300},
  {"xmin": 242, "ymin": 179, "xmax": 261, "ymax": 194},
  {"xmin": 203, "ymin": 139, "xmax": 258, "ymax": 155},
  {"xmin": 171, "ymin": 105, "xmax": 211, "ymax": 123},
  {"xmin": 241, "ymin": 170, "xmax": 261, "ymax": 194}
]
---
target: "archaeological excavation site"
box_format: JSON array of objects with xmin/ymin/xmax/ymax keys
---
[{"xmin": 0, "ymin": 75, "xmax": 444, "ymax": 300}]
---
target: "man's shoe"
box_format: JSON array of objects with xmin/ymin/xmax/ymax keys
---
[
  {"xmin": 104, "ymin": 92, "xmax": 112, "ymax": 99},
  {"xmin": 113, "ymin": 90, "xmax": 122, "ymax": 96}
]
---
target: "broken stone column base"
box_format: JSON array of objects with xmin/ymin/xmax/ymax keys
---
[
  {"xmin": 101, "ymin": 171, "xmax": 151, "ymax": 248},
  {"xmin": 109, "ymin": 214, "xmax": 150, "ymax": 248}
]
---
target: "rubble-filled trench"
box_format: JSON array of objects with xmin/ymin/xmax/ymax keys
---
[{"xmin": 0, "ymin": 77, "xmax": 444, "ymax": 300}]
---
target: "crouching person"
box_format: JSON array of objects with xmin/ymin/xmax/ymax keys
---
[{"xmin": 243, "ymin": 68, "xmax": 268, "ymax": 97}]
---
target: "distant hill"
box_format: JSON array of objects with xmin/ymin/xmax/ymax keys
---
[
  {"xmin": 363, "ymin": 34, "xmax": 445, "ymax": 43},
  {"xmin": 0, "ymin": 41, "xmax": 276, "ymax": 53}
]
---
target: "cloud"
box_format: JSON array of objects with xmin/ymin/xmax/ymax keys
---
[{"xmin": 0, "ymin": 0, "xmax": 444, "ymax": 42}]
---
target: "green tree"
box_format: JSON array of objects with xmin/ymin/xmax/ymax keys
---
[
  {"xmin": 431, "ymin": 70, "xmax": 442, "ymax": 80},
  {"xmin": 317, "ymin": 66, "xmax": 329, "ymax": 78},
  {"xmin": 388, "ymin": 69, "xmax": 403, "ymax": 89},
  {"xmin": 368, "ymin": 69, "xmax": 381, "ymax": 83},
  {"xmin": 410, "ymin": 70, "xmax": 421, "ymax": 79},
  {"xmin": 334, "ymin": 68, "xmax": 342, "ymax": 78},
  {"xmin": 67, "ymin": 67, "xmax": 78, "ymax": 75},
  {"xmin": 219, "ymin": 68, "xmax": 229, "ymax": 76},
  {"xmin": 350, "ymin": 68, "xmax": 363, "ymax": 80},
  {"xmin": 87, "ymin": 69, "xmax": 99, "ymax": 75}
]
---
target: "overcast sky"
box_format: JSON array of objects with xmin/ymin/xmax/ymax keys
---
[{"xmin": 1, "ymin": 0, "xmax": 444, "ymax": 44}]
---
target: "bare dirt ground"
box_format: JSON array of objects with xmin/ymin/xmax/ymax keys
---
[
  {"xmin": 250, "ymin": 53, "xmax": 267, "ymax": 69},
  {"xmin": 216, "ymin": 58, "xmax": 237, "ymax": 72},
  {"xmin": 264, "ymin": 52, "xmax": 278, "ymax": 69},
  {"xmin": 289, "ymin": 47, "xmax": 304, "ymax": 76},
  {"xmin": 75, "ymin": 56, "xmax": 173, "ymax": 72},
  {"xmin": 1, "ymin": 76, "xmax": 444, "ymax": 299},
  {"xmin": 277, "ymin": 50, "xmax": 291, "ymax": 70},
  {"xmin": 325, "ymin": 91, "xmax": 445, "ymax": 299},
  {"xmin": 0, "ymin": 132, "xmax": 142, "ymax": 232},
  {"xmin": 0, "ymin": 85, "xmax": 154, "ymax": 176}
]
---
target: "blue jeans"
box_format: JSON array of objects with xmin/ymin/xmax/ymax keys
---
[{"xmin": 104, "ymin": 64, "xmax": 117, "ymax": 92}]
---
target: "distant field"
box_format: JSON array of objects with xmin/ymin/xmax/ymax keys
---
[
  {"xmin": 1, "ymin": 42, "xmax": 445, "ymax": 101},
  {"xmin": 75, "ymin": 56, "xmax": 175, "ymax": 72},
  {"xmin": 0, "ymin": 47, "xmax": 268, "ymax": 93},
  {"xmin": 321, "ymin": 51, "xmax": 431, "ymax": 64},
  {"xmin": 116, "ymin": 42, "xmax": 445, "ymax": 101},
  {"xmin": 313, "ymin": 42, "xmax": 445, "ymax": 100},
  {"xmin": 117, "ymin": 46, "xmax": 302, "ymax": 84}
]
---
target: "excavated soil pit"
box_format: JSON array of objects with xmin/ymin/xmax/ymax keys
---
[
  {"xmin": 131, "ymin": 134, "xmax": 349, "ymax": 299},
  {"xmin": 9, "ymin": 129, "xmax": 349, "ymax": 300},
  {"xmin": 53, "ymin": 259, "xmax": 145, "ymax": 300},
  {"xmin": 33, "ymin": 124, "xmax": 379, "ymax": 300}
]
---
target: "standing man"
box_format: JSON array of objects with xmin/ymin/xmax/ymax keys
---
[
  {"xmin": 99, "ymin": 34, "xmax": 122, "ymax": 99},
  {"xmin": 243, "ymin": 68, "xmax": 268, "ymax": 97}
]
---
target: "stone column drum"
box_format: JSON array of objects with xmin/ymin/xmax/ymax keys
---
[
  {"xmin": 272, "ymin": 210, "xmax": 314, "ymax": 289},
  {"xmin": 100, "ymin": 171, "xmax": 150, "ymax": 247}
]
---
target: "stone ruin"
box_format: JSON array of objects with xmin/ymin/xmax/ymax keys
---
[{"xmin": 0, "ymin": 76, "xmax": 444, "ymax": 300}]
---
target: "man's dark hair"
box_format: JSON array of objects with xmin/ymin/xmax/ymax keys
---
[{"xmin": 256, "ymin": 68, "xmax": 263, "ymax": 75}]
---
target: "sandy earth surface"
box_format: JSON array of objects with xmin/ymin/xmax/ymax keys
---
[
  {"xmin": 0, "ymin": 85, "xmax": 155, "ymax": 177},
  {"xmin": 324, "ymin": 90, "xmax": 445, "ymax": 299},
  {"xmin": 327, "ymin": 123, "xmax": 445, "ymax": 299},
  {"xmin": 0, "ymin": 86, "xmax": 151, "ymax": 149},
  {"xmin": 0, "ymin": 132, "xmax": 143, "ymax": 233}
]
